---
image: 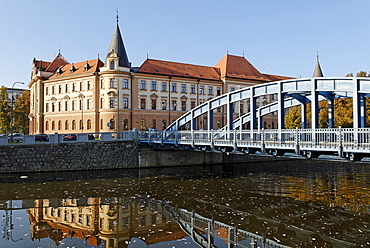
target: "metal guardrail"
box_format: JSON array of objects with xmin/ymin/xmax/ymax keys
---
[
  {"xmin": 0, "ymin": 131, "xmax": 137, "ymax": 146},
  {"xmin": 138, "ymin": 128, "xmax": 370, "ymax": 161}
]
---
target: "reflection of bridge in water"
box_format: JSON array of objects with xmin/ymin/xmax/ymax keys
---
[
  {"xmin": 140, "ymin": 77, "xmax": 370, "ymax": 162},
  {"xmin": 1, "ymin": 192, "xmax": 367, "ymax": 248}
]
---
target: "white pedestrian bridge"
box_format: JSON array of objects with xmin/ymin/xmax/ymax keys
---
[{"xmin": 140, "ymin": 77, "xmax": 370, "ymax": 162}]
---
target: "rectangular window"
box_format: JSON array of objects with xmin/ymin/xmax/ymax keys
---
[
  {"xmin": 208, "ymin": 86, "xmax": 213, "ymax": 95},
  {"xmin": 51, "ymin": 103, "xmax": 55, "ymax": 112},
  {"xmin": 59, "ymin": 85, "xmax": 62, "ymax": 94},
  {"xmin": 123, "ymin": 79, "xmax": 129, "ymax": 89},
  {"xmin": 171, "ymin": 83, "xmax": 177, "ymax": 92},
  {"xmin": 200, "ymin": 86, "xmax": 204, "ymax": 94},
  {"xmin": 80, "ymin": 82, "xmax": 84, "ymax": 91},
  {"xmin": 52, "ymin": 86, "xmax": 55, "ymax": 94},
  {"xmin": 191, "ymin": 101, "xmax": 195, "ymax": 109},
  {"xmin": 100, "ymin": 98, "xmax": 104, "ymax": 109},
  {"xmin": 87, "ymin": 81, "xmax": 92, "ymax": 90},
  {"xmin": 161, "ymin": 99, "xmax": 167, "ymax": 110},
  {"xmin": 58, "ymin": 102, "xmax": 62, "ymax": 111},
  {"xmin": 65, "ymin": 84, "xmax": 69, "ymax": 93},
  {"xmin": 45, "ymin": 87, "xmax": 49, "ymax": 95},
  {"xmin": 172, "ymin": 100, "xmax": 177, "ymax": 111},
  {"xmin": 181, "ymin": 84, "xmax": 186, "ymax": 93},
  {"xmin": 45, "ymin": 103, "xmax": 49, "ymax": 112},
  {"xmin": 140, "ymin": 80, "xmax": 146, "ymax": 90},
  {"xmin": 140, "ymin": 99, "xmax": 146, "ymax": 109},
  {"xmin": 110, "ymin": 78, "xmax": 116, "ymax": 88},
  {"xmin": 109, "ymin": 98, "xmax": 115, "ymax": 108},
  {"xmin": 87, "ymin": 99, "xmax": 91, "ymax": 110},
  {"xmin": 100, "ymin": 79, "xmax": 104, "ymax": 89},
  {"xmin": 72, "ymin": 101, "xmax": 76, "ymax": 111},
  {"xmin": 72, "ymin": 83, "xmax": 76, "ymax": 92},
  {"xmin": 151, "ymin": 98, "xmax": 157, "ymax": 110},
  {"xmin": 123, "ymin": 98, "xmax": 129, "ymax": 109},
  {"xmin": 191, "ymin": 85, "xmax": 195, "ymax": 94},
  {"xmin": 231, "ymin": 87, "xmax": 235, "ymax": 91},
  {"xmin": 151, "ymin": 81, "xmax": 157, "ymax": 91},
  {"xmin": 162, "ymin": 82, "xmax": 167, "ymax": 91},
  {"xmin": 217, "ymin": 87, "xmax": 221, "ymax": 96},
  {"xmin": 181, "ymin": 101, "xmax": 186, "ymax": 111},
  {"xmin": 65, "ymin": 101, "xmax": 69, "ymax": 111}
]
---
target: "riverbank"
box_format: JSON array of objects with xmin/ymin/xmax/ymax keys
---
[{"xmin": 0, "ymin": 140, "xmax": 299, "ymax": 173}]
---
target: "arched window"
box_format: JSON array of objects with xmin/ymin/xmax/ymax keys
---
[
  {"xmin": 162, "ymin": 120, "xmax": 166, "ymax": 130},
  {"xmin": 110, "ymin": 119, "xmax": 115, "ymax": 130},
  {"xmin": 152, "ymin": 119, "xmax": 156, "ymax": 129},
  {"xmin": 45, "ymin": 121, "xmax": 49, "ymax": 131},
  {"xmin": 65, "ymin": 120, "xmax": 69, "ymax": 130},
  {"xmin": 87, "ymin": 119, "xmax": 91, "ymax": 130},
  {"xmin": 100, "ymin": 119, "xmax": 103, "ymax": 129},
  {"xmin": 58, "ymin": 121, "xmax": 62, "ymax": 130},
  {"xmin": 52, "ymin": 121, "xmax": 55, "ymax": 130},
  {"xmin": 124, "ymin": 119, "xmax": 128, "ymax": 130},
  {"xmin": 79, "ymin": 120, "xmax": 83, "ymax": 130},
  {"xmin": 110, "ymin": 60, "xmax": 115, "ymax": 70},
  {"xmin": 140, "ymin": 120, "xmax": 146, "ymax": 130},
  {"xmin": 271, "ymin": 122, "xmax": 275, "ymax": 129},
  {"xmin": 72, "ymin": 120, "xmax": 76, "ymax": 130}
]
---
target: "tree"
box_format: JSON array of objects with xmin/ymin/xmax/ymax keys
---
[
  {"xmin": 285, "ymin": 106, "xmax": 301, "ymax": 129},
  {"xmin": 0, "ymin": 86, "xmax": 11, "ymax": 134},
  {"xmin": 14, "ymin": 90, "xmax": 30, "ymax": 134}
]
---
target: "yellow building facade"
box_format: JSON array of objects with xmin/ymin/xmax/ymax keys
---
[{"xmin": 29, "ymin": 21, "xmax": 291, "ymax": 135}]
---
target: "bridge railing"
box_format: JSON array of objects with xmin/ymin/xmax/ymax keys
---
[{"xmin": 139, "ymin": 128, "xmax": 370, "ymax": 155}]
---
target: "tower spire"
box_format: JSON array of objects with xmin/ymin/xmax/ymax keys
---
[
  {"xmin": 313, "ymin": 53, "xmax": 324, "ymax": 77},
  {"xmin": 116, "ymin": 9, "xmax": 119, "ymax": 23},
  {"xmin": 106, "ymin": 13, "xmax": 130, "ymax": 68}
]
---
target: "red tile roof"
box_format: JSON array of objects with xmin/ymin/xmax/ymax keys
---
[
  {"xmin": 137, "ymin": 59, "xmax": 220, "ymax": 81},
  {"xmin": 49, "ymin": 59, "xmax": 104, "ymax": 79},
  {"xmin": 45, "ymin": 53, "xmax": 69, "ymax": 72},
  {"xmin": 215, "ymin": 54, "xmax": 271, "ymax": 82}
]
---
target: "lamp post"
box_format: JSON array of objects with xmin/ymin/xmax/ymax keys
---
[
  {"xmin": 10, "ymin": 82, "xmax": 25, "ymax": 142},
  {"xmin": 77, "ymin": 93, "xmax": 85, "ymax": 133}
]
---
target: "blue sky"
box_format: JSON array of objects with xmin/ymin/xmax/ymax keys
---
[{"xmin": 1, "ymin": 0, "xmax": 370, "ymax": 88}]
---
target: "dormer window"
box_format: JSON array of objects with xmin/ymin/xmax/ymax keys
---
[
  {"xmin": 84, "ymin": 61, "xmax": 90, "ymax": 72},
  {"xmin": 110, "ymin": 60, "xmax": 115, "ymax": 70},
  {"xmin": 56, "ymin": 67, "xmax": 63, "ymax": 76},
  {"xmin": 70, "ymin": 64, "xmax": 76, "ymax": 74}
]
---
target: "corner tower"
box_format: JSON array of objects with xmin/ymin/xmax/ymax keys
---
[{"xmin": 102, "ymin": 16, "xmax": 130, "ymax": 72}]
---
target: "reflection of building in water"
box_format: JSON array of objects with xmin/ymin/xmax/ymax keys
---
[{"xmin": 27, "ymin": 197, "xmax": 186, "ymax": 247}]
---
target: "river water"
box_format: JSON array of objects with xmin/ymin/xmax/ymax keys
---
[{"xmin": 0, "ymin": 159, "xmax": 369, "ymax": 248}]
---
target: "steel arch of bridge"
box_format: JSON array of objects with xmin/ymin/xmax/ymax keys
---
[{"xmin": 164, "ymin": 77, "xmax": 370, "ymax": 138}]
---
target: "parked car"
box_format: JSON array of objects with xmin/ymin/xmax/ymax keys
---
[
  {"xmin": 63, "ymin": 134, "xmax": 77, "ymax": 141},
  {"xmin": 8, "ymin": 133, "xmax": 23, "ymax": 142},
  {"xmin": 35, "ymin": 134, "xmax": 49, "ymax": 142},
  {"xmin": 88, "ymin": 134, "xmax": 95, "ymax": 140}
]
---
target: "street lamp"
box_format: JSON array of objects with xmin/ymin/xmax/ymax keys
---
[
  {"xmin": 77, "ymin": 93, "xmax": 85, "ymax": 133},
  {"xmin": 10, "ymin": 82, "xmax": 25, "ymax": 142}
]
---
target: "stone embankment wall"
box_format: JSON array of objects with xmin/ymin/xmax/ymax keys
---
[
  {"xmin": 0, "ymin": 142, "xmax": 297, "ymax": 173},
  {"xmin": 0, "ymin": 141, "xmax": 138, "ymax": 173}
]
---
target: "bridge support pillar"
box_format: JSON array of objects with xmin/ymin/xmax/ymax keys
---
[
  {"xmin": 328, "ymin": 98, "xmax": 335, "ymax": 128},
  {"xmin": 301, "ymin": 102, "xmax": 307, "ymax": 129}
]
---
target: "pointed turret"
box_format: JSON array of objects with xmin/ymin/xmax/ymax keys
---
[
  {"xmin": 106, "ymin": 20, "xmax": 130, "ymax": 68},
  {"xmin": 313, "ymin": 54, "xmax": 324, "ymax": 77}
]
